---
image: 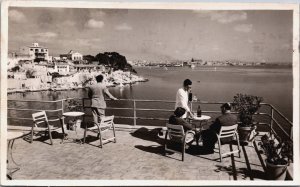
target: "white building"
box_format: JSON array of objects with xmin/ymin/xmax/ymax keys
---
[
  {"xmin": 60, "ymin": 50, "xmax": 83, "ymax": 61},
  {"xmin": 54, "ymin": 63, "xmax": 70, "ymax": 73},
  {"xmin": 20, "ymin": 43, "xmax": 49, "ymax": 61}
]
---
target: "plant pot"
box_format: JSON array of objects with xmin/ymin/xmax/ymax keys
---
[
  {"xmin": 265, "ymin": 160, "xmax": 287, "ymax": 180},
  {"xmin": 238, "ymin": 126, "xmax": 255, "ymax": 142}
]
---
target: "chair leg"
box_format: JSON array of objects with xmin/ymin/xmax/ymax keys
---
[
  {"xmin": 99, "ymin": 130, "xmax": 103, "ymax": 148},
  {"xmin": 83, "ymin": 122, "xmax": 87, "ymax": 144},
  {"xmin": 164, "ymin": 131, "xmax": 168, "ymax": 156},
  {"xmin": 112, "ymin": 124, "xmax": 117, "ymax": 143},
  {"xmin": 182, "ymin": 142, "xmax": 185, "ymax": 161},
  {"xmin": 46, "ymin": 122, "xmax": 53, "ymax": 145},
  {"xmin": 31, "ymin": 124, "xmax": 35, "ymax": 143},
  {"xmin": 60, "ymin": 118, "xmax": 66, "ymax": 143},
  {"xmin": 236, "ymin": 133, "xmax": 241, "ymax": 158},
  {"xmin": 217, "ymin": 138, "xmax": 222, "ymax": 162}
]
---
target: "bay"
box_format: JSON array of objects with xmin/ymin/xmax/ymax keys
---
[{"xmin": 8, "ymin": 66, "xmax": 293, "ymax": 126}]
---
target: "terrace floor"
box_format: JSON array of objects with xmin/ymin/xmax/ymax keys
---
[{"xmin": 5, "ymin": 125, "xmax": 291, "ymax": 182}]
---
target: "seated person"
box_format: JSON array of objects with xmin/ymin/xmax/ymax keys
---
[
  {"xmin": 169, "ymin": 107, "xmax": 196, "ymax": 146},
  {"xmin": 201, "ymin": 102, "xmax": 238, "ymax": 153}
]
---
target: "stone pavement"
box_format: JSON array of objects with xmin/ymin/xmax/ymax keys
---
[{"xmin": 7, "ymin": 125, "xmax": 269, "ymax": 181}]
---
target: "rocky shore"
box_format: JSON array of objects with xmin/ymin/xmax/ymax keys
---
[{"xmin": 7, "ymin": 70, "xmax": 148, "ymax": 94}]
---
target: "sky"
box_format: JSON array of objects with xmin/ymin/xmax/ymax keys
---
[{"xmin": 8, "ymin": 7, "xmax": 293, "ymax": 63}]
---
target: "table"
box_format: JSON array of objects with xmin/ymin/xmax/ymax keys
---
[
  {"xmin": 192, "ymin": 115, "xmax": 211, "ymax": 145},
  {"xmin": 192, "ymin": 115, "xmax": 211, "ymax": 130},
  {"xmin": 62, "ymin": 112, "xmax": 85, "ymax": 144},
  {"xmin": 7, "ymin": 131, "xmax": 24, "ymax": 180}
]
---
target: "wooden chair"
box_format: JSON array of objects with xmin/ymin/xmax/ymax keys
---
[
  {"xmin": 31, "ymin": 111, "xmax": 63, "ymax": 145},
  {"xmin": 216, "ymin": 124, "xmax": 241, "ymax": 162},
  {"xmin": 83, "ymin": 115, "xmax": 116, "ymax": 148},
  {"xmin": 164, "ymin": 123, "xmax": 187, "ymax": 161}
]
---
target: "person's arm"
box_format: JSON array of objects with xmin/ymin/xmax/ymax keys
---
[
  {"xmin": 180, "ymin": 118, "xmax": 193, "ymax": 131},
  {"xmin": 104, "ymin": 87, "xmax": 118, "ymax": 100}
]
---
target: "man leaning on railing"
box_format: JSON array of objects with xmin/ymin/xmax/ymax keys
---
[{"xmin": 87, "ymin": 74, "xmax": 118, "ymax": 124}]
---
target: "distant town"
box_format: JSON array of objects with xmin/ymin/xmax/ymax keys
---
[
  {"xmin": 7, "ymin": 42, "xmax": 291, "ymax": 94},
  {"xmin": 129, "ymin": 59, "xmax": 292, "ymax": 68}
]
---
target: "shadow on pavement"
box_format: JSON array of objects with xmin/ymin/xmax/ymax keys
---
[
  {"xmin": 23, "ymin": 131, "xmax": 63, "ymax": 145},
  {"xmin": 130, "ymin": 127, "xmax": 165, "ymax": 145}
]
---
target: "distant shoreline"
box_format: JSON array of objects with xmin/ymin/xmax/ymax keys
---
[{"xmin": 7, "ymin": 78, "xmax": 149, "ymax": 94}]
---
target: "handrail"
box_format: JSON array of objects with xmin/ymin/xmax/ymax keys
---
[
  {"xmin": 7, "ymin": 98, "xmax": 292, "ymax": 141},
  {"xmin": 263, "ymin": 103, "xmax": 293, "ymax": 126},
  {"xmin": 8, "ymin": 99, "xmax": 64, "ymax": 103},
  {"xmin": 7, "ymin": 108, "xmax": 63, "ymax": 112}
]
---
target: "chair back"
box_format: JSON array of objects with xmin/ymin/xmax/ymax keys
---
[
  {"xmin": 100, "ymin": 115, "xmax": 114, "ymax": 127},
  {"xmin": 32, "ymin": 111, "xmax": 48, "ymax": 125},
  {"xmin": 166, "ymin": 123, "xmax": 185, "ymax": 142},
  {"xmin": 218, "ymin": 124, "xmax": 238, "ymax": 138}
]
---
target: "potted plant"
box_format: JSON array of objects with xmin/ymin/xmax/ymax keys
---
[
  {"xmin": 259, "ymin": 134, "xmax": 293, "ymax": 180},
  {"xmin": 66, "ymin": 98, "xmax": 83, "ymax": 112},
  {"xmin": 232, "ymin": 93, "xmax": 263, "ymax": 142},
  {"xmin": 66, "ymin": 98, "xmax": 83, "ymax": 130}
]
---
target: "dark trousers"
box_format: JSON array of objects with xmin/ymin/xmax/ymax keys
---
[{"xmin": 201, "ymin": 129, "xmax": 218, "ymax": 150}]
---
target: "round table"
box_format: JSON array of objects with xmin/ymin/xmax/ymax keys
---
[
  {"xmin": 193, "ymin": 115, "xmax": 211, "ymax": 121},
  {"xmin": 63, "ymin": 112, "xmax": 85, "ymax": 117},
  {"xmin": 192, "ymin": 115, "xmax": 211, "ymax": 129},
  {"xmin": 62, "ymin": 112, "xmax": 85, "ymax": 144},
  {"xmin": 7, "ymin": 131, "xmax": 24, "ymax": 180},
  {"xmin": 192, "ymin": 115, "xmax": 211, "ymax": 145}
]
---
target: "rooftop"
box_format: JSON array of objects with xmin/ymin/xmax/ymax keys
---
[{"xmin": 6, "ymin": 124, "xmax": 293, "ymax": 184}]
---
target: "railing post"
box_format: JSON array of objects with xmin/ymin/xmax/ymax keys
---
[
  {"xmin": 62, "ymin": 99, "xmax": 64, "ymax": 114},
  {"xmin": 270, "ymin": 106, "xmax": 274, "ymax": 135},
  {"xmin": 133, "ymin": 100, "xmax": 136, "ymax": 126},
  {"xmin": 82, "ymin": 98, "xmax": 85, "ymax": 124}
]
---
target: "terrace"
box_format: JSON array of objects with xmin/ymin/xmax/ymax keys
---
[{"xmin": 5, "ymin": 98, "xmax": 294, "ymax": 183}]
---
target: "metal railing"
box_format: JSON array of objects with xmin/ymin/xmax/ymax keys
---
[{"xmin": 7, "ymin": 98, "xmax": 293, "ymax": 141}]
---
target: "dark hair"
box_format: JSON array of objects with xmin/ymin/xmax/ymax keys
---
[
  {"xmin": 221, "ymin": 102, "xmax": 231, "ymax": 110},
  {"xmin": 183, "ymin": 79, "xmax": 192, "ymax": 87},
  {"xmin": 174, "ymin": 107, "xmax": 186, "ymax": 117},
  {"xmin": 95, "ymin": 75, "xmax": 104, "ymax": 82}
]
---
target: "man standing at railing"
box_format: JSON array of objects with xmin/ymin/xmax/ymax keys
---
[
  {"xmin": 88, "ymin": 74, "xmax": 118, "ymax": 124},
  {"xmin": 175, "ymin": 79, "xmax": 194, "ymax": 119}
]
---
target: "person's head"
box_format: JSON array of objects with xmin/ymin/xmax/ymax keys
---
[
  {"xmin": 95, "ymin": 74, "xmax": 104, "ymax": 83},
  {"xmin": 174, "ymin": 107, "xmax": 186, "ymax": 117},
  {"xmin": 221, "ymin": 102, "xmax": 231, "ymax": 114},
  {"xmin": 183, "ymin": 79, "xmax": 192, "ymax": 91}
]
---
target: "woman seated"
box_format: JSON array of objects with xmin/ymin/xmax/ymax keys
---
[{"xmin": 168, "ymin": 107, "xmax": 196, "ymax": 147}]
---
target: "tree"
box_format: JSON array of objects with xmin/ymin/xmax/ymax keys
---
[
  {"xmin": 95, "ymin": 53, "xmax": 110, "ymax": 66},
  {"xmin": 83, "ymin": 55, "xmax": 96, "ymax": 64},
  {"xmin": 11, "ymin": 66, "xmax": 20, "ymax": 72},
  {"xmin": 95, "ymin": 51, "xmax": 136, "ymax": 73}
]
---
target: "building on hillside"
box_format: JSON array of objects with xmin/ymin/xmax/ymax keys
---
[
  {"xmin": 8, "ymin": 51, "xmax": 33, "ymax": 69},
  {"xmin": 53, "ymin": 57, "xmax": 61, "ymax": 61},
  {"xmin": 13, "ymin": 72, "xmax": 27, "ymax": 80},
  {"xmin": 7, "ymin": 78, "xmax": 45, "ymax": 90},
  {"xmin": 60, "ymin": 50, "xmax": 83, "ymax": 61},
  {"xmin": 19, "ymin": 43, "xmax": 49, "ymax": 62},
  {"xmin": 51, "ymin": 62, "xmax": 71, "ymax": 75}
]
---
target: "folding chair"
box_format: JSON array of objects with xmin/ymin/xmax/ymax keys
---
[
  {"xmin": 83, "ymin": 115, "xmax": 116, "ymax": 148},
  {"xmin": 164, "ymin": 123, "xmax": 189, "ymax": 161},
  {"xmin": 31, "ymin": 111, "xmax": 63, "ymax": 145},
  {"xmin": 216, "ymin": 124, "xmax": 241, "ymax": 162}
]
